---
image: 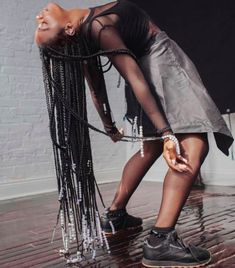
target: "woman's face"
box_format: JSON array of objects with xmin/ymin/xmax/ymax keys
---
[{"xmin": 35, "ymin": 3, "xmax": 65, "ymax": 46}]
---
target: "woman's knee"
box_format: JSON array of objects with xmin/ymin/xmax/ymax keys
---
[{"xmin": 178, "ymin": 133, "xmax": 209, "ymax": 172}]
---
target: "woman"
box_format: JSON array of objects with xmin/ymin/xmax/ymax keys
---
[{"xmin": 35, "ymin": 1, "xmax": 233, "ymax": 267}]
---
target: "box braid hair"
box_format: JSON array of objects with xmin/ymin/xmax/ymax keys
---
[{"xmin": 39, "ymin": 36, "xmax": 160, "ymax": 263}]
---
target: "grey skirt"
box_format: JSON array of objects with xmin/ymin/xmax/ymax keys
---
[{"xmin": 126, "ymin": 31, "xmax": 234, "ymax": 155}]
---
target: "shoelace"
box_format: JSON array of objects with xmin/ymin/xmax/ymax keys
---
[
  {"xmin": 150, "ymin": 230, "xmax": 204, "ymax": 262},
  {"xmin": 173, "ymin": 233, "xmax": 202, "ymax": 262},
  {"xmin": 151, "ymin": 230, "xmax": 188, "ymax": 250},
  {"xmin": 187, "ymin": 244, "xmax": 204, "ymax": 262},
  {"xmin": 105, "ymin": 208, "xmax": 127, "ymax": 218},
  {"xmin": 174, "ymin": 234, "xmax": 188, "ymax": 249}
]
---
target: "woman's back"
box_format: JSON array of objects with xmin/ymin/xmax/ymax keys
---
[{"xmin": 82, "ymin": 0, "xmax": 154, "ymax": 57}]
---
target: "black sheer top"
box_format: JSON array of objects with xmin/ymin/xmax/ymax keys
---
[
  {"xmin": 81, "ymin": 0, "xmax": 170, "ymax": 133},
  {"xmin": 83, "ymin": 0, "xmax": 152, "ymax": 57}
]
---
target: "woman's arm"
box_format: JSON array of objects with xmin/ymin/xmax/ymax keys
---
[
  {"xmin": 90, "ymin": 19, "xmax": 189, "ymax": 171},
  {"xmin": 90, "ymin": 19, "xmax": 170, "ymax": 135},
  {"xmin": 83, "ymin": 57, "xmax": 124, "ymax": 142}
]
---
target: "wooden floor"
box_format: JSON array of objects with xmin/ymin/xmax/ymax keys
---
[{"xmin": 0, "ymin": 181, "xmax": 235, "ymax": 268}]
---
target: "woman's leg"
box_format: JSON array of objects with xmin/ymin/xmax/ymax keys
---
[
  {"xmin": 155, "ymin": 133, "xmax": 209, "ymax": 228},
  {"xmin": 110, "ymin": 139, "xmax": 163, "ymax": 211},
  {"xmin": 101, "ymin": 140, "xmax": 163, "ymax": 234},
  {"xmin": 142, "ymin": 133, "xmax": 211, "ymax": 268}
]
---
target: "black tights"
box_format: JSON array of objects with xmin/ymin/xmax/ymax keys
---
[{"xmin": 110, "ymin": 133, "xmax": 209, "ymax": 228}]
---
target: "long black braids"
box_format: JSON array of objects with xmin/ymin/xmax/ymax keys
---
[
  {"xmin": 39, "ymin": 32, "xmax": 162, "ymax": 263},
  {"xmin": 41, "ymin": 37, "xmax": 104, "ymax": 263}
]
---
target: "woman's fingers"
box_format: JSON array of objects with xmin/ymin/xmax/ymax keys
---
[
  {"xmin": 169, "ymin": 157, "xmax": 189, "ymax": 172},
  {"xmin": 109, "ymin": 128, "xmax": 124, "ymax": 142},
  {"xmin": 177, "ymin": 154, "xmax": 188, "ymax": 164},
  {"xmin": 169, "ymin": 157, "xmax": 188, "ymax": 172},
  {"xmin": 164, "ymin": 149, "xmax": 179, "ymax": 171},
  {"xmin": 163, "ymin": 140, "xmax": 189, "ymax": 172}
]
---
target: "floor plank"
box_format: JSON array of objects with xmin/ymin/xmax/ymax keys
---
[{"xmin": 0, "ymin": 181, "xmax": 235, "ymax": 267}]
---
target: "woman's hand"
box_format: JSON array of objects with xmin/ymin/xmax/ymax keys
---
[
  {"xmin": 107, "ymin": 127, "xmax": 124, "ymax": 142},
  {"xmin": 163, "ymin": 139, "xmax": 189, "ymax": 172}
]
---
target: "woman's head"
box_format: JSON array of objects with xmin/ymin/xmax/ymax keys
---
[{"xmin": 35, "ymin": 2, "xmax": 88, "ymax": 47}]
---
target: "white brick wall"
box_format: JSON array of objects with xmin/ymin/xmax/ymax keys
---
[
  {"xmin": 1, "ymin": 0, "xmax": 234, "ymax": 200},
  {"xmin": 0, "ymin": 0, "xmax": 126, "ymax": 200}
]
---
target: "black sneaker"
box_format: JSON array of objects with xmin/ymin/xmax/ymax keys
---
[
  {"xmin": 100, "ymin": 208, "xmax": 143, "ymax": 235},
  {"xmin": 142, "ymin": 229, "xmax": 211, "ymax": 267}
]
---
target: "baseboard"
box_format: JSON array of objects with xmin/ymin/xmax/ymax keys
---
[
  {"xmin": 0, "ymin": 176, "xmax": 57, "ymax": 201},
  {"xmin": 94, "ymin": 168, "xmax": 121, "ymax": 184},
  {"xmin": 201, "ymin": 170, "xmax": 235, "ymax": 186},
  {"xmin": 0, "ymin": 169, "xmax": 121, "ymax": 201},
  {"xmin": 1, "ymin": 168, "xmax": 233, "ymax": 201},
  {"xmin": 143, "ymin": 170, "xmax": 166, "ymax": 182}
]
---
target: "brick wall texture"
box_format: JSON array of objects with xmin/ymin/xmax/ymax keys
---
[
  {"xmin": 1, "ymin": 0, "xmax": 234, "ymax": 196},
  {"xmin": 0, "ymin": 0, "xmax": 127, "ymax": 186}
]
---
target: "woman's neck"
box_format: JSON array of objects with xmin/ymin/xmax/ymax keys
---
[{"xmin": 67, "ymin": 8, "xmax": 90, "ymax": 29}]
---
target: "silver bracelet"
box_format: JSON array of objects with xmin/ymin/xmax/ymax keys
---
[{"xmin": 161, "ymin": 134, "xmax": 181, "ymax": 155}]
